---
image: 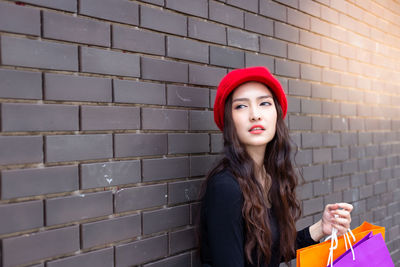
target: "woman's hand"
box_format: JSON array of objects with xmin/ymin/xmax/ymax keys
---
[{"xmin": 321, "ymin": 202, "xmax": 353, "ymax": 237}]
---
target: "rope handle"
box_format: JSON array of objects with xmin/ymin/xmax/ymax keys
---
[{"xmin": 324, "ymin": 214, "xmax": 356, "ymax": 267}]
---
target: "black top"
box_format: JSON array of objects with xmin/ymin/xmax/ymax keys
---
[{"xmin": 200, "ymin": 169, "xmax": 319, "ymax": 267}]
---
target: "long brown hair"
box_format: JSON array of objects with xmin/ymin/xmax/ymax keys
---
[{"xmin": 196, "ymin": 86, "xmax": 302, "ymax": 266}]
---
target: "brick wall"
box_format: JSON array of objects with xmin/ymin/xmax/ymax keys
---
[{"xmin": 0, "ymin": 0, "xmax": 399, "ymax": 266}]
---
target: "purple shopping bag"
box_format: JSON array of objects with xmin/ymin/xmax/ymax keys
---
[{"xmin": 331, "ymin": 231, "xmax": 394, "ymax": 267}]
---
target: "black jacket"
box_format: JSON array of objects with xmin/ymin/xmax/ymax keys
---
[{"xmin": 200, "ymin": 169, "xmax": 319, "ymax": 267}]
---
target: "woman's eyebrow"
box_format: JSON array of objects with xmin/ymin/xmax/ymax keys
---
[{"xmin": 232, "ymin": 95, "xmax": 272, "ymax": 103}]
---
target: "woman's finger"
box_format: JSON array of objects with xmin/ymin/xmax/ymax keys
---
[
  {"xmin": 331, "ymin": 209, "xmax": 351, "ymax": 219},
  {"xmin": 336, "ymin": 203, "xmax": 353, "ymax": 212},
  {"xmin": 332, "ymin": 217, "xmax": 351, "ymax": 228}
]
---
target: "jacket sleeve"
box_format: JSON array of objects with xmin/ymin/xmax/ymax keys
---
[
  {"xmin": 205, "ymin": 175, "xmax": 245, "ymax": 267},
  {"xmin": 296, "ymin": 226, "xmax": 320, "ymax": 249}
]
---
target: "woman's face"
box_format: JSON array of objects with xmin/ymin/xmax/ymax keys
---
[{"xmin": 231, "ymin": 81, "xmax": 277, "ymax": 150}]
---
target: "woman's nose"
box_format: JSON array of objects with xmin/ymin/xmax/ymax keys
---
[{"xmin": 250, "ymin": 106, "xmax": 261, "ymax": 121}]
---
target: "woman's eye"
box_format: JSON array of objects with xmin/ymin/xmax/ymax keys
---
[
  {"xmin": 234, "ymin": 104, "xmax": 246, "ymax": 109},
  {"xmin": 261, "ymin": 102, "xmax": 272, "ymax": 106}
]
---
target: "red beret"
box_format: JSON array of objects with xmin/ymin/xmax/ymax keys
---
[{"xmin": 213, "ymin": 66, "xmax": 287, "ymax": 131}]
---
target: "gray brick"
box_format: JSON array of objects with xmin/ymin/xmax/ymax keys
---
[
  {"xmin": 46, "ymin": 134, "xmax": 112, "ymax": 163},
  {"xmin": 143, "ymin": 157, "xmax": 189, "ymax": 181},
  {"xmin": 143, "ymin": 108, "xmax": 188, "ymax": 130},
  {"xmin": 82, "ymin": 214, "xmax": 141, "ymax": 248},
  {"xmin": 113, "ymin": 79, "xmax": 165, "ymax": 105},
  {"xmin": 331, "ymin": 56, "xmax": 348, "ymax": 72},
  {"xmin": 2, "ymin": 103, "xmax": 78, "ymax": 132},
  {"xmin": 47, "ymin": 247, "xmax": 113, "ymax": 267},
  {"xmin": 324, "ymin": 162, "xmax": 342, "ymax": 178},
  {"xmin": 0, "ymin": 1, "xmax": 40, "ymax": 35},
  {"xmin": 0, "ymin": 200, "xmax": 43, "ymax": 235},
  {"xmin": 259, "ymin": 0, "xmax": 287, "ymax": 22},
  {"xmin": 209, "ymin": 1, "xmax": 244, "ymax": 28},
  {"xmin": 188, "ymin": 17, "xmax": 226, "ymax": 45},
  {"xmin": 343, "ymin": 188, "xmax": 359, "ymax": 203},
  {"xmin": 141, "ymin": 5, "xmax": 186, "ymax": 36},
  {"xmin": 289, "ymin": 115, "xmax": 311, "ymax": 130},
  {"xmin": 288, "ymin": 8, "xmax": 310, "ymax": 30},
  {"xmin": 288, "ymin": 44, "xmax": 312, "ymax": 63},
  {"xmin": 143, "ymin": 205, "xmax": 190, "ymax": 234},
  {"xmin": 228, "ymin": 0, "xmax": 258, "ymax": 12},
  {"xmin": 115, "ymin": 184, "xmax": 167, "ymax": 212},
  {"xmin": 303, "ymin": 197, "xmax": 323, "ymax": 216},
  {"xmin": 210, "ymin": 89, "xmax": 217, "ymax": 108},
  {"xmin": 294, "ymin": 149, "xmax": 312, "ymax": 165},
  {"xmin": 300, "ymin": 64, "xmax": 322, "ymax": 82},
  {"xmin": 210, "ymin": 46, "xmax": 244, "ymax": 68},
  {"xmin": 312, "ymin": 116, "xmax": 331, "ymax": 131},
  {"xmin": 0, "ymin": 69, "xmax": 42, "ymax": 99},
  {"xmin": 1, "ymin": 36, "xmax": 78, "ymax": 71},
  {"xmin": 332, "ymin": 87, "xmax": 348, "ymax": 101},
  {"xmin": 170, "ymin": 227, "xmax": 196, "ymax": 253},
  {"xmin": 211, "ymin": 133, "xmax": 223, "ymax": 153},
  {"xmin": 313, "ymin": 180, "xmax": 331, "ymax": 196},
  {"xmin": 227, "ymin": 28, "xmax": 259, "ymax": 51},
  {"xmin": 323, "ymin": 133, "xmax": 340, "ymax": 147},
  {"xmin": 19, "ymin": 0, "xmax": 76, "ymax": 12},
  {"xmin": 313, "ymin": 148, "xmax": 332, "ymax": 163},
  {"xmin": 81, "ymin": 106, "xmax": 140, "ymax": 130},
  {"xmin": 81, "ymin": 47, "xmax": 140, "ymax": 77},
  {"xmin": 302, "ymin": 164, "xmax": 323, "ymax": 182},
  {"xmin": 299, "ymin": 0, "xmax": 320, "ymax": 17},
  {"xmin": 43, "ymin": 11, "xmax": 110, "ymax": 46},
  {"xmin": 190, "ymin": 110, "xmax": 218, "ymax": 131},
  {"xmin": 321, "ymin": 37, "xmax": 339, "ymax": 55},
  {"xmin": 341, "ymin": 132, "xmax": 358, "ymax": 146},
  {"xmin": 189, "ymin": 64, "xmax": 226, "ymax": 87},
  {"xmin": 275, "ymin": 59, "xmax": 299, "ymax": 78},
  {"xmin": 358, "ymin": 132, "xmax": 372, "ymax": 145},
  {"xmin": 141, "ymin": 0, "xmax": 164, "ymax": 5},
  {"xmin": 45, "ymin": 73, "xmax": 111, "ymax": 102},
  {"xmin": 301, "ymin": 99, "xmax": 321, "ymax": 114},
  {"xmin": 245, "ymin": 52, "xmax": 274, "ymax": 70},
  {"xmin": 167, "ymin": 85, "xmax": 209, "ymax": 108},
  {"xmin": 311, "ymin": 50, "xmax": 330, "ymax": 67},
  {"xmin": 0, "ymin": 136, "xmax": 42, "ymax": 165},
  {"xmin": 80, "ymin": 0, "xmax": 138, "ymax": 25},
  {"xmin": 2, "ymin": 226, "xmax": 79, "ymax": 267},
  {"xmin": 141, "ymin": 57, "xmax": 188, "ymax": 83},
  {"xmin": 332, "ymin": 117, "xmax": 348, "ymax": 131},
  {"xmin": 287, "ymin": 96, "xmax": 300, "ymax": 113},
  {"xmin": 114, "ymin": 133, "xmax": 167, "ymax": 157},
  {"xmin": 299, "ymin": 30, "xmax": 320, "ymax": 50},
  {"xmin": 244, "ymin": 13, "xmax": 273, "ymax": 35},
  {"xmin": 46, "ymin": 191, "xmax": 112, "ymax": 225},
  {"xmin": 297, "ymin": 182, "xmax": 312, "ymax": 200},
  {"xmin": 260, "ymin": 37, "xmax": 287, "ymax": 57},
  {"xmin": 310, "ymin": 17, "xmax": 330, "ymax": 35},
  {"xmin": 144, "ymin": 252, "xmax": 191, "ymax": 267},
  {"xmin": 113, "ymin": 25, "xmax": 165, "ymax": 56},
  {"xmin": 1, "ymin": 165, "xmax": 78, "ymax": 199},
  {"xmin": 190, "ymin": 155, "xmax": 221, "ymax": 177},
  {"xmin": 333, "ymin": 176, "xmax": 350, "ymax": 192},
  {"xmin": 301, "ymin": 132, "xmax": 322, "ymax": 148},
  {"xmin": 312, "ymin": 84, "xmax": 331, "ymax": 99},
  {"xmin": 81, "ymin": 160, "xmax": 140, "ymax": 189},
  {"xmin": 288, "ymin": 79, "xmax": 311, "ymax": 96},
  {"xmin": 168, "ymin": 179, "xmax": 203, "ymax": 204},
  {"xmin": 168, "ymin": 133, "xmax": 209, "ymax": 154},
  {"xmin": 166, "ymin": 0, "xmax": 208, "ymax": 17},
  {"xmin": 275, "ymin": 22, "xmax": 299, "ymax": 43},
  {"xmin": 167, "ymin": 36, "xmax": 209, "ymax": 63},
  {"xmin": 115, "ymin": 235, "xmax": 168, "ymax": 267}
]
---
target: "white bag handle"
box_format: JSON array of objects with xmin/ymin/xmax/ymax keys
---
[{"xmin": 324, "ymin": 214, "xmax": 356, "ymax": 267}]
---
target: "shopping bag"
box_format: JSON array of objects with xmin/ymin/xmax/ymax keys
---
[
  {"xmin": 331, "ymin": 231, "xmax": 394, "ymax": 266},
  {"xmin": 296, "ymin": 221, "xmax": 385, "ymax": 267}
]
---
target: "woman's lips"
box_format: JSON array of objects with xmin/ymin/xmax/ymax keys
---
[{"xmin": 249, "ymin": 125, "xmax": 265, "ymax": 134}]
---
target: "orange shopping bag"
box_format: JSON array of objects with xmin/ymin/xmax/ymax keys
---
[{"xmin": 296, "ymin": 221, "xmax": 385, "ymax": 267}]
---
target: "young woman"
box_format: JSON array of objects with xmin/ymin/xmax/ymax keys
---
[{"xmin": 197, "ymin": 66, "xmax": 353, "ymax": 267}]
